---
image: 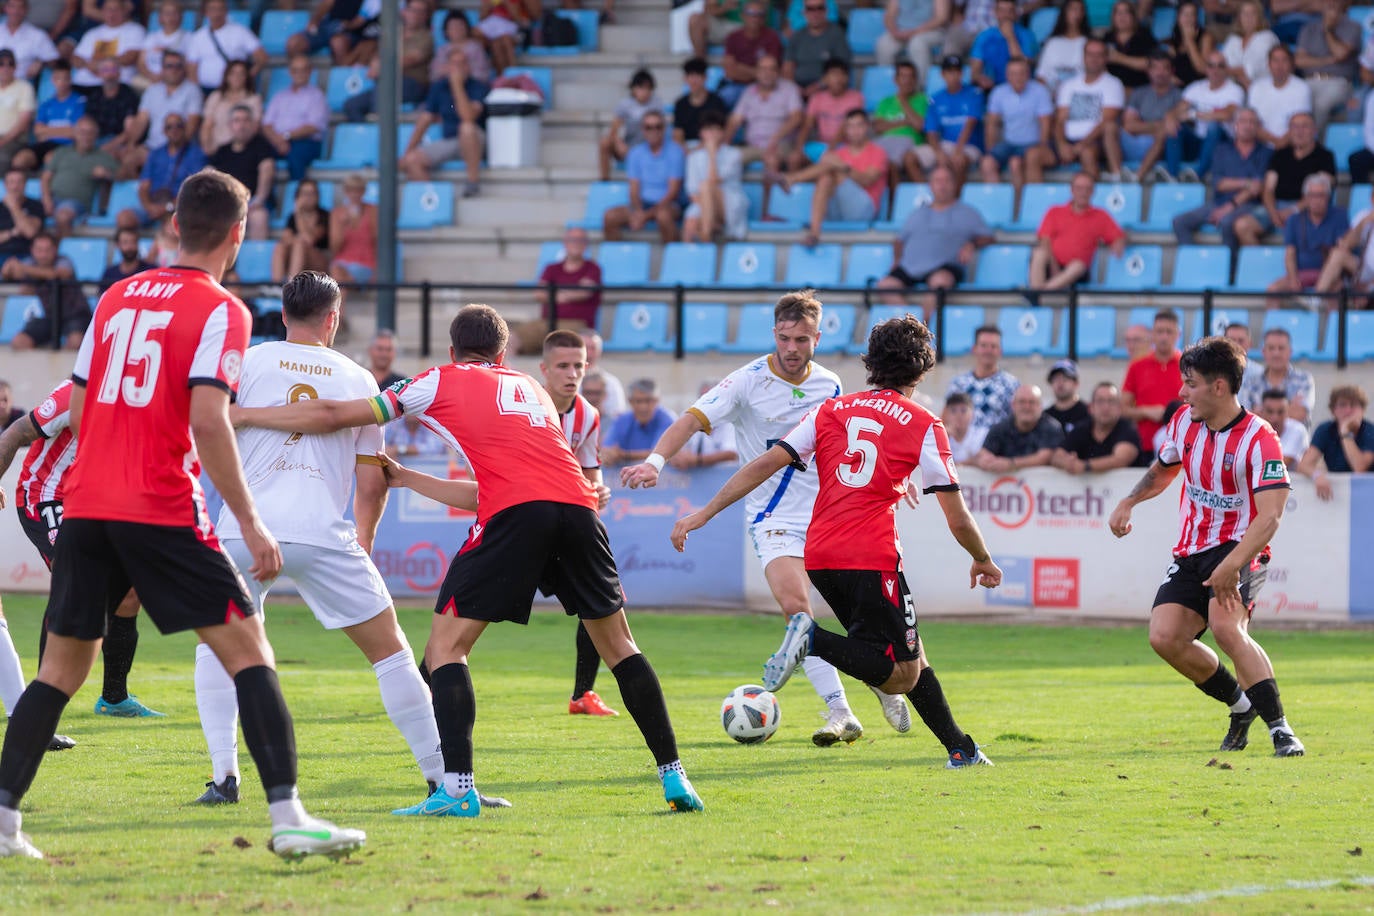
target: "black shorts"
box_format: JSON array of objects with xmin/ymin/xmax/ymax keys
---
[
  {"xmin": 45, "ymin": 518, "xmax": 254, "ymax": 640},
  {"xmin": 17, "ymin": 500, "xmax": 62, "ymax": 568},
  {"xmin": 1152, "ymin": 541, "xmax": 1270, "ymax": 623},
  {"xmin": 888, "ymin": 264, "xmax": 966, "ymax": 289},
  {"xmin": 434, "ymin": 501, "xmax": 624, "ymax": 625},
  {"xmin": 807, "ymin": 567, "xmax": 921, "ymax": 663}
]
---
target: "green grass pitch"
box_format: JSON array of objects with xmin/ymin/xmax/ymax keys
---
[{"xmin": 0, "ymin": 595, "xmax": 1372, "ymax": 914}]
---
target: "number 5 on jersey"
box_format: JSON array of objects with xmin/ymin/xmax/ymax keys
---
[
  {"xmin": 96, "ymin": 310, "xmax": 174, "ymax": 407},
  {"xmin": 838, "ymin": 416, "xmax": 883, "ymax": 488}
]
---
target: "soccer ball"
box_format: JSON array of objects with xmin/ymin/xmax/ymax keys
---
[{"xmin": 721, "ymin": 685, "xmax": 780, "ymax": 744}]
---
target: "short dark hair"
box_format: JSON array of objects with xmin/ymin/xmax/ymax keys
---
[
  {"xmin": 844, "ymin": 107, "xmax": 868, "ymax": 121},
  {"xmin": 113, "ymin": 225, "xmax": 138, "ymax": 244},
  {"xmin": 629, "ymin": 68, "xmax": 655, "ymax": 89},
  {"xmin": 31, "ymin": 230, "xmax": 57, "ymax": 248},
  {"xmin": 1179, "ymin": 336, "xmax": 1245, "ymax": 394},
  {"xmin": 944, "ymin": 391, "xmax": 971, "ymax": 408},
  {"xmin": 542, "ymin": 329, "xmax": 585, "ymax": 356},
  {"xmin": 1263, "ymin": 326, "xmax": 1292, "ymax": 344},
  {"xmin": 1260, "ymin": 388, "xmax": 1288, "ymax": 403},
  {"xmin": 699, "ymin": 110, "xmax": 727, "ymax": 131},
  {"xmin": 175, "ymin": 168, "xmax": 249, "ymax": 253},
  {"xmin": 973, "ymin": 324, "xmax": 1002, "ymax": 342},
  {"xmin": 1153, "ymin": 309, "xmax": 1179, "ymax": 325},
  {"xmin": 1085, "ymin": 36, "xmax": 1108, "ymax": 52},
  {"xmin": 823, "ymin": 58, "xmax": 850, "ymax": 75},
  {"xmin": 774, "ymin": 288, "xmax": 822, "ymax": 326},
  {"xmin": 50, "ymin": 58, "xmax": 72, "ymax": 74},
  {"xmin": 863, "ymin": 315, "xmax": 936, "ymax": 390},
  {"xmin": 895, "ymin": 60, "xmax": 916, "ymax": 74},
  {"xmin": 683, "ymin": 56, "xmax": 708, "ymax": 76},
  {"xmin": 1148, "ymin": 48, "xmax": 1173, "ymax": 64},
  {"xmin": 281, "ymin": 270, "xmax": 340, "ymax": 324},
  {"xmin": 450, "ymin": 303, "xmax": 509, "ymax": 361}
]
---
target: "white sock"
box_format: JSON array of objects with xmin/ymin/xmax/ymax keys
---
[
  {"xmin": 194, "ymin": 643, "xmax": 241, "ymax": 783},
  {"xmin": 443, "ymin": 772, "xmax": 475, "ymax": 797},
  {"xmin": 0, "ymin": 805, "xmax": 19, "ymax": 836},
  {"xmin": 268, "ymin": 797, "xmax": 309, "ymax": 830},
  {"xmin": 0, "ymin": 620, "xmax": 26, "ymax": 716},
  {"xmin": 802, "ymin": 655, "xmax": 850, "ymax": 713},
  {"xmin": 373, "ymin": 649, "xmax": 444, "ymax": 784},
  {"xmin": 657, "ymin": 760, "xmax": 685, "ymax": 779},
  {"xmin": 1229, "ymin": 693, "xmax": 1253, "ymax": 715},
  {"xmin": 1268, "ymin": 717, "xmax": 1290, "ymax": 734}
]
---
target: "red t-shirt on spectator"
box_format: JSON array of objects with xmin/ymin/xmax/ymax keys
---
[
  {"xmin": 1037, "ymin": 203, "xmax": 1124, "ymax": 269},
  {"xmin": 1122, "ymin": 350, "xmax": 1182, "ymax": 445},
  {"xmin": 724, "ymin": 27, "xmax": 783, "ymax": 71},
  {"xmin": 836, "ymin": 142, "xmax": 888, "ymax": 209},
  {"xmin": 539, "ymin": 258, "xmax": 602, "ymax": 326}
]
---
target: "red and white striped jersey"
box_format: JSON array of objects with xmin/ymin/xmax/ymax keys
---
[
  {"xmin": 1157, "ymin": 408, "xmax": 1291, "ymax": 558},
  {"xmin": 16, "ymin": 380, "xmax": 77, "ymax": 517},
  {"xmin": 560, "ymin": 393, "xmax": 600, "ymax": 469}
]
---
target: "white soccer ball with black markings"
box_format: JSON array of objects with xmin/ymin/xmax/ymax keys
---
[{"xmin": 721, "ymin": 685, "xmax": 780, "ymax": 744}]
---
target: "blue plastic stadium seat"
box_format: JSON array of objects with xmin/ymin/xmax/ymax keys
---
[
  {"xmin": 1170, "ymin": 245, "xmax": 1230, "ymax": 289},
  {"xmin": 784, "ymin": 243, "xmax": 842, "ymax": 287},
  {"xmin": 57, "ymin": 237, "xmax": 106, "ymax": 282},
  {"xmin": 847, "ymin": 8, "xmax": 885, "ymax": 55},
  {"xmin": 261, "ymin": 66, "xmax": 294, "ymax": 102},
  {"xmin": 502, "ymin": 67, "xmax": 554, "ymax": 108},
  {"xmin": 1066, "ymin": 305, "xmax": 1117, "ymax": 357},
  {"xmin": 814, "ymin": 302, "xmax": 857, "ymax": 354},
  {"xmin": 0, "ymin": 295, "xmax": 42, "ymax": 344},
  {"xmin": 1262, "ymin": 310, "xmax": 1319, "ymax": 360},
  {"xmin": 396, "ymin": 122, "xmax": 442, "ymax": 154},
  {"xmin": 226, "ymin": 10, "xmax": 251, "ymax": 28},
  {"xmin": 718, "ymin": 243, "xmax": 778, "ymax": 287},
  {"xmin": 597, "ymin": 241, "xmax": 652, "ymax": 286},
  {"xmin": 533, "ymin": 239, "xmax": 580, "ymax": 279},
  {"xmin": 937, "ymin": 306, "xmax": 986, "ymax": 356},
  {"xmin": 960, "ymin": 183, "xmax": 1015, "ymax": 229},
  {"xmin": 314, "ymin": 123, "xmax": 378, "ymax": 169},
  {"xmin": 261, "ymin": 10, "xmax": 310, "ymax": 57},
  {"xmin": 741, "ymin": 181, "xmax": 765, "ymax": 221},
  {"xmin": 572, "ymin": 181, "xmax": 629, "ymax": 229},
  {"xmin": 229, "ymin": 240, "xmax": 274, "ymax": 284},
  {"xmin": 722, "ymin": 303, "xmax": 778, "ymax": 353},
  {"xmin": 149, "ymin": 9, "xmax": 199, "ymax": 31},
  {"xmin": 1151, "ymin": 6, "xmax": 1177, "ymax": 39},
  {"xmin": 1092, "ymin": 182, "xmax": 1142, "ymax": 228},
  {"xmin": 844, "ymin": 243, "xmax": 894, "ymax": 288},
  {"xmin": 604, "ymin": 302, "xmax": 670, "ymax": 351},
  {"xmin": 1139, "ymin": 184, "xmax": 1206, "ymax": 232},
  {"xmin": 1011, "ymin": 182, "xmax": 1070, "ymax": 231},
  {"xmin": 1109, "ymin": 306, "xmax": 1181, "ymax": 357},
  {"xmin": 86, "ymin": 180, "xmax": 141, "ymax": 227},
  {"xmin": 399, "ymin": 182, "xmax": 455, "ymax": 229},
  {"xmin": 1349, "ymin": 184, "xmax": 1373, "ymax": 220},
  {"xmin": 678, "ymin": 302, "xmax": 730, "ymax": 352},
  {"xmin": 968, "ymin": 244, "xmax": 1030, "ymax": 290},
  {"xmin": 1190, "ymin": 307, "xmax": 1250, "ymax": 343},
  {"xmin": 848, "ymin": 305, "xmax": 911, "ymax": 355},
  {"xmin": 1231, "ymin": 247, "xmax": 1286, "ymax": 291},
  {"xmin": 656, "ymin": 242, "xmax": 717, "ymax": 287},
  {"xmin": 1325, "ymin": 123, "xmax": 1364, "ymax": 171},
  {"xmin": 860, "ymin": 65, "xmax": 894, "ymax": 111},
  {"xmin": 35, "ymin": 68, "xmax": 54, "ymax": 105},
  {"xmin": 998, "ymin": 306, "xmax": 1053, "ymax": 356},
  {"xmin": 873, "ymin": 182, "xmax": 931, "ymax": 232},
  {"xmin": 754, "ymin": 182, "xmax": 813, "ymax": 229},
  {"xmin": 326, "ymin": 66, "xmax": 373, "ymax": 112},
  {"xmin": 1030, "ymin": 6, "xmax": 1059, "ymax": 42},
  {"xmin": 1098, "ymin": 244, "xmax": 1163, "ymax": 291},
  {"xmin": 1355, "ymin": 5, "xmax": 1374, "ymax": 42},
  {"xmin": 1320, "ymin": 310, "xmax": 1374, "ymax": 362}
]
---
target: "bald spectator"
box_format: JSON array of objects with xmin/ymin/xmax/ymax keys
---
[
  {"xmin": 1297, "ymin": 384, "xmax": 1374, "ymax": 500},
  {"xmin": 1124, "ymin": 323, "xmax": 1151, "ymax": 361},
  {"xmin": 974, "ymin": 384, "xmax": 1066, "ymax": 471},
  {"xmin": 1028, "ymin": 172, "xmax": 1126, "ymax": 294},
  {"xmin": 1052, "ymin": 382, "xmax": 1141, "ymax": 473},
  {"xmin": 1238, "ymin": 326, "xmax": 1315, "ymax": 424},
  {"xmin": 1257, "ymin": 388, "xmax": 1310, "ymax": 468},
  {"xmin": 209, "ymin": 104, "xmax": 277, "ymax": 240},
  {"xmin": 979, "ymin": 55, "xmax": 1055, "ymax": 192},
  {"xmin": 0, "ymin": 48, "xmax": 34, "ymax": 174},
  {"xmin": 367, "ymin": 329, "xmax": 405, "ymax": 389},
  {"xmin": 942, "ymin": 391, "xmax": 986, "ymax": 463},
  {"xmin": 945, "ymin": 324, "xmax": 1020, "ymax": 430},
  {"xmin": 1121, "ymin": 309, "xmax": 1182, "ymax": 449},
  {"xmin": 601, "ymin": 378, "xmax": 675, "ymax": 465}
]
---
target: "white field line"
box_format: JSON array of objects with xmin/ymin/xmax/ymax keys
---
[{"xmin": 976, "ymin": 875, "xmax": 1374, "ymax": 916}]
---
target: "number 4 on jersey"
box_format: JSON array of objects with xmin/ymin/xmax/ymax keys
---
[{"xmin": 497, "ymin": 374, "xmax": 549, "ymax": 427}]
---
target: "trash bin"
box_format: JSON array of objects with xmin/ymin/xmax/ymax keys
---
[{"xmin": 485, "ymin": 88, "xmax": 543, "ymax": 169}]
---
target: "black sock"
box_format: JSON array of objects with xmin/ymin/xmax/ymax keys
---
[
  {"xmin": 810, "ymin": 626, "xmax": 894, "ymax": 687},
  {"xmin": 1195, "ymin": 662, "xmax": 1244, "ymax": 706},
  {"xmin": 430, "ymin": 663, "xmax": 476, "ymax": 774},
  {"xmin": 907, "ymin": 667, "xmax": 972, "ymax": 755},
  {"xmin": 0, "ymin": 681, "xmax": 70, "ymax": 810},
  {"xmin": 234, "ymin": 666, "xmax": 298, "ymax": 801},
  {"xmin": 611, "ymin": 654, "xmax": 678, "ymax": 767},
  {"xmin": 572, "ymin": 622, "xmax": 599, "ymax": 699},
  {"xmin": 1245, "ymin": 678, "xmax": 1285, "ymax": 727},
  {"xmin": 100, "ymin": 615, "xmax": 138, "ymax": 704}
]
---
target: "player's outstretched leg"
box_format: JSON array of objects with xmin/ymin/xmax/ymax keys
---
[
  {"xmin": 906, "ymin": 666, "xmax": 990, "ymax": 768},
  {"xmin": 569, "ymin": 621, "xmax": 618, "ymax": 717},
  {"xmin": 762, "ymin": 613, "xmax": 816, "ymax": 692},
  {"xmin": 94, "ymin": 596, "xmax": 162, "ymax": 718},
  {"xmin": 193, "ymin": 643, "xmax": 241, "ymax": 804}
]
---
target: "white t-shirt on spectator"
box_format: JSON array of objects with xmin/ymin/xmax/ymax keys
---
[
  {"xmin": 1056, "ymin": 72, "xmax": 1125, "ymax": 142},
  {"xmin": 1247, "ymin": 76, "xmax": 1313, "ymax": 139},
  {"xmin": 1221, "ymin": 30, "xmax": 1279, "ymax": 85},
  {"xmin": 1362, "ymin": 87, "xmax": 1374, "ymax": 152},
  {"xmin": 73, "ymin": 22, "xmax": 147, "ymax": 87},
  {"xmin": 1181, "ymin": 78, "xmax": 1245, "ymax": 138},
  {"xmin": 141, "ymin": 28, "xmax": 189, "ymax": 78},
  {"xmin": 139, "ymin": 80, "xmax": 205, "ymax": 148},
  {"xmin": 1035, "ymin": 35, "xmax": 1085, "ymax": 94},
  {"xmin": 1277, "ymin": 417, "xmax": 1310, "ymax": 463},
  {"xmin": 0, "ymin": 21, "xmax": 58, "ymax": 78},
  {"xmin": 185, "ymin": 22, "xmax": 262, "ymax": 90},
  {"xmin": 948, "ymin": 425, "xmax": 987, "ymax": 464}
]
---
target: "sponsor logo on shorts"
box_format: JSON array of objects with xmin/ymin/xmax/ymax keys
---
[
  {"xmin": 1185, "ymin": 483, "xmax": 1247, "ymax": 510},
  {"xmin": 882, "ymin": 571, "xmax": 898, "ymax": 606},
  {"xmin": 1261, "ymin": 459, "xmax": 1286, "ymax": 481},
  {"xmin": 905, "ymin": 626, "xmax": 917, "ymax": 651}
]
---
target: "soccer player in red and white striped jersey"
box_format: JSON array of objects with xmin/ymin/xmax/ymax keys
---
[{"xmin": 1110, "ymin": 336, "xmax": 1304, "ymax": 758}]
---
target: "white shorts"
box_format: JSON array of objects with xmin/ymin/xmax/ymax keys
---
[
  {"xmin": 224, "ymin": 539, "xmax": 392, "ymax": 630},
  {"xmin": 749, "ymin": 522, "xmax": 807, "ymax": 569}
]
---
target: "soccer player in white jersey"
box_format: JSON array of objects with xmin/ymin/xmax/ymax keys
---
[
  {"xmin": 622, "ymin": 290, "xmax": 913, "ymax": 746},
  {"xmin": 192, "ymin": 271, "xmax": 446, "ymax": 806}
]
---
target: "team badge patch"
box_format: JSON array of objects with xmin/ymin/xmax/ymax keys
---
[
  {"xmin": 906, "ymin": 627, "xmax": 917, "ymax": 652},
  {"xmin": 1223, "ymin": 453, "xmax": 1234, "ymax": 471},
  {"xmin": 1260, "ymin": 459, "xmax": 1286, "ymax": 481},
  {"xmin": 220, "ymin": 350, "xmax": 243, "ymax": 384},
  {"xmin": 37, "ymin": 397, "xmax": 57, "ymax": 420}
]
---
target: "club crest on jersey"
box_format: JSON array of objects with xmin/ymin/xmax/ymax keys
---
[
  {"xmin": 1223, "ymin": 453, "xmax": 1234, "ymax": 471},
  {"xmin": 1261, "ymin": 459, "xmax": 1286, "ymax": 481},
  {"xmin": 220, "ymin": 350, "xmax": 243, "ymax": 384},
  {"xmin": 37, "ymin": 397, "xmax": 57, "ymax": 419}
]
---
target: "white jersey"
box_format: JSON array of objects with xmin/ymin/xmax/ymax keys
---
[
  {"xmin": 686, "ymin": 354, "xmax": 842, "ymax": 529},
  {"xmin": 217, "ymin": 340, "xmax": 384, "ymax": 549},
  {"xmin": 560, "ymin": 393, "xmax": 601, "ymax": 469}
]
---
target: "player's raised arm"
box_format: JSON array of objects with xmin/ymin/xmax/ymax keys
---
[
  {"xmin": 670, "ymin": 443, "xmax": 796, "ymax": 551},
  {"xmin": 621, "ymin": 411, "xmax": 706, "ymax": 489},
  {"xmin": 933, "ymin": 489, "xmax": 1003, "ymax": 589},
  {"xmin": 375, "ymin": 450, "xmax": 479, "ymax": 511},
  {"xmin": 1108, "ymin": 458, "xmax": 1183, "ymax": 538},
  {"xmin": 231, "ymin": 396, "xmax": 380, "ymax": 434}
]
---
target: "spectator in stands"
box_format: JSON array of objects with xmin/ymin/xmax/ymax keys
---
[
  {"xmin": 0, "ymin": 167, "xmax": 41, "ymax": 266},
  {"xmin": 0, "ymin": 49, "xmax": 32, "ymax": 176},
  {"xmin": 186, "ymin": 0, "xmax": 265, "ymax": 91},
  {"xmin": 476, "ymin": 0, "xmax": 537, "ymax": 75},
  {"xmin": 873, "ymin": 61, "xmax": 930, "ymax": 183},
  {"xmin": 786, "ymin": 108, "xmax": 886, "ymax": 246},
  {"xmin": 85, "ymin": 56, "xmax": 141, "ymax": 163},
  {"xmin": 1120, "ymin": 52, "xmax": 1184, "ymax": 181},
  {"xmin": 0, "ymin": 379, "xmax": 21, "ymax": 428},
  {"xmin": 1270, "ymin": 0, "xmax": 1322, "ymax": 45},
  {"xmin": 1165, "ymin": 1, "xmax": 1213, "ymax": 88},
  {"xmin": 673, "ymin": 57, "xmax": 728, "ymax": 148},
  {"xmin": 602, "ymin": 110, "xmax": 687, "ymax": 243},
  {"xmin": 1257, "ymin": 388, "xmax": 1311, "ymax": 467},
  {"xmin": 209, "ymin": 104, "xmax": 276, "ymax": 240},
  {"xmin": 877, "ymin": 163, "xmax": 991, "ymax": 319},
  {"xmin": 1124, "ymin": 323, "xmax": 1150, "ymax": 361},
  {"xmin": 922, "ymin": 54, "xmax": 983, "ymax": 178},
  {"xmin": 287, "ymin": 0, "xmax": 364, "ymax": 65},
  {"xmin": 1035, "ymin": 0, "xmax": 1088, "ymax": 94},
  {"xmin": 1248, "ymin": 45, "xmax": 1311, "ymax": 148},
  {"xmin": 973, "ymin": 384, "xmax": 1065, "ymax": 471},
  {"xmin": 581, "ymin": 368, "xmax": 612, "ymax": 420},
  {"xmin": 1297, "ymin": 384, "xmax": 1374, "ymax": 499},
  {"xmin": 725, "ymin": 54, "xmax": 802, "ymax": 210},
  {"xmin": 946, "ymin": 324, "xmax": 1020, "ymax": 430},
  {"xmin": 367, "ymin": 329, "xmax": 404, "ymax": 388},
  {"xmin": 0, "ymin": 0, "xmax": 58, "ymax": 81},
  {"xmin": 682, "ymin": 110, "xmax": 748, "ymax": 242},
  {"xmin": 26, "ymin": 0, "xmax": 78, "ymax": 57},
  {"xmin": 1104, "ymin": 0, "xmax": 1155, "ymax": 90},
  {"xmin": 1054, "ymin": 38, "xmax": 1125, "ymax": 180},
  {"xmin": 779, "ymin": 0, "xmax": 837, "ymax": 40},
  {"xmin": 199, "ymin": 59, "xmax": 261, "ymax": 155},
  {"xmin": 328, "ymin": 174, "xmax": 377, "ymax": 291},
  {"xmin": 581, "ymin": 330, "xmax": 627, "ymax": 418},
  {"xmin": 145, "ymin": 213, "xmax": 177, "ymax": 266},
  {"xmin": 1294, "ymin": 0, "xmax": 1359, "ymax": 135},
  {"xmin": 941, "ymin": 391, "xmax": 986, "ymax": 463},
  {"xmin": 1313, "ymin": 185, "xmax": 1374, "ymax": 301},
  {"xmin": 118, "ymin": 111, "xmax": 203, "ymax": 228},
  {"xmin": 1265, "ymin": 172, "xmax": 1347, "ymax": 307},
  {"xmin": 789, "ymin": 57, "xmax": 863, "ymax": 171},
  {"xmin": 716, "ymin": 1, "xmax": 781, "ymax": 108},
  {"xmin": 99, "ymin": 224, "xmax": 150, "ymax": 290},
  {"xmin": 17, "ymin": 58, "xmax": 82, "ymax": 173},
  {"xmin": 1177, "ymin": 49, "xmax": 1244, "ymax": 179},
  {"xmin": 5, "ymin": 230, "xmax": 86, "ymax": 350},
  {"xmin": 1173, "ymin": 107, "xmax": 1269, "ymax": 266},
  {"xmin": 688, "ymin": 0, "xmax": 741, "ymax": 58},
  {"xmin": 598, "ymin": 69, "xmax": 662, "ymax": 181},
  {"xmin": 272, "ymin": 178, "xmax": 330, "ymax": 283},
  {"xmin": 1028, "ymin": 172, "xmax": 1125, "ymax": 294},
  {"xmin": 122, "ymin": 49, "xmax": 202, "ymax": 176},
  {"xmin": 979, "ymin": 55, "xmax": 1054, "ymax": 190},
  {"xmin": 1232, "ymin": 111, "xmax": 1334, "ymax": 250},
  {"xmin": 1220, "ymin": 0, "xmax": 1278, "ymax": 91},
  {"xmin": 399, "ymin": 51, "xmax": 488, "ymax": 198},
  {"xmin": 517, "ymin": 225, "xmax": 601, "ymax": 354},
  {"xmin": 1044, "ymin": 359, "xmax": 1089, "ymax": 434},
  {"xmin": 40, "ymin": 115, "xmax": 114, "ymax": 237},
  {"xmin": 874, "ymin": 0, "xmax": 950, "ymax": 78},
  {"xmin": 343, "ymin": 0, "xmax": 434, "ymax": 122},
  {"xmin": 970, "ymin": 0, "xmax": 1037, "ymax": 91},
  {"xmin": 782, "ymin": 0, "xmax": 850, "ymax": 96},
  {"xmin": 1121, "ymin": 308, "xmax": 1182, "ymax": 450},
  {"xmin": 432, "ymin": 13, "xmax": 492, "ymax": 88},
  {"xmin": 135, "ymin": 0, "xmax": 188, "ymax": 89},
  {"xmin": 601, "ymin": 378, "xmax": 675, "ymax": 465},
  {"xmin": 940, "ymin": 0, "xmax": 1006, "ymax": 63},
  {"xmin": 1051, "ymin": 381, "xmax": 1142, "ymax": 473},
  {"xmin": 1238, "ymin": 326, "xmax": 1316, "ymax": 424},
  {"xmin": 262, "ymin": 55, "xmax": 328, "ymax": 182},
  {"xmin": 71, "ymin": 0, "xmax": 143, "ymax": 89}
]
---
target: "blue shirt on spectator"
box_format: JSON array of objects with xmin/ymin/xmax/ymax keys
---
[
  {"xmin": 425, "ymin": 77, "xmax": 489, "ymax": 138},
  {"xmin": 1309, "ymin": 419, "xmax": 1374, "ymax": 472},
  {"xmin": 626, "ymin": 140, "xmax": 685, "ymax": 207},
  {"xmin": 925, "ymin": 84, "xmax": 985, "ymax": 149},
  {"xmin": 140, "ymin": 142, "xmax": 207, "ymax": 196},
  {"xmin": 971, "ymin": 24, "xmax": 1039, "ymax": 86},
  {"xmin": 1282, "ymin": 207, "xmax": 1348, "ymax": 271},
  {"xmin": 1209, "ymin": 141, "xmax": 1272, "ymax": 205},
  {"xmin": 987, "ymin": 79, "xmax": 1053, "ymax": 146},
  {"xmin": 35, "ymin": 92, "xmax": 86, "ymax": 147},
  {"xmin": 605, "ymin": 406, "xmax": 675, "ymax": 452}
]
